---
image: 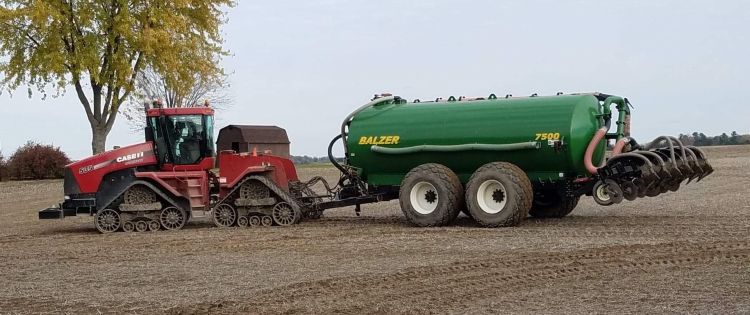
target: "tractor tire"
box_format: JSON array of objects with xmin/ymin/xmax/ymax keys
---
[
  {"xmin": 399, "ymin": 163, "xmax": 463, "ymax": 227},
  {"xmin": 529, "ymin": 193, "xmax": 580, "ymax": 218},
  {"xmin": 465, "ymin": 162, "xmax": 532, "ymax": 227}
]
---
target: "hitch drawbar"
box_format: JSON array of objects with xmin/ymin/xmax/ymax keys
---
[{"xmin": 38, "ymin": 206, "xmax": 76, "ymax": 219}]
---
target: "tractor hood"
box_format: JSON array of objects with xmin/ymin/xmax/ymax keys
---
[{"xmin": 65, "ymin": 142, "xmax": 158, "ymax": 195}]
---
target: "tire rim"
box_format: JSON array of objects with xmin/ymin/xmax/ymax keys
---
[
  {"xmin": 272, "ymin": 203, "xmax": 296, "ymax": 226},
  {"xmin": 160, "ymin": 207, "xmax": 186, "ymax": 230},
  {"xmin": 476, "ymin": 180, "xmax": 507, "ymax": 214},
  {"xmin": 213, "ymin": 204, "xmax": 236, "ymax": 227},
  {"xmin": 96, "ymin": 209, "xmax": 121, "ymax": 233},
  {"xmin": 595, "ymin": 184, "xmax": 611, "ymax": 202},
  {"xmin": 410, "ymin": 181, "xmax": 439, "ymax": 214}
]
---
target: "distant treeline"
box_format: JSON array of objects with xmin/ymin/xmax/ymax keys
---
[
  {"xmin": 291, "ymin": 155, "xmax": 343, "ymax": 165},
  {"xmin": 678, "ymin": 132, "xmax": 750, "ymax": 146}
]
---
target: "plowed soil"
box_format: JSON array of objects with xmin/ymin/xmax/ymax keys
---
[{"xmin": 0, "ymin": 146, "xmax": 748, "ymax": 314}]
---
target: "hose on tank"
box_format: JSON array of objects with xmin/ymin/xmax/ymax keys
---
[{"xmin": 584, "ymin": 118, "xmax": 611, "ymax": 175}]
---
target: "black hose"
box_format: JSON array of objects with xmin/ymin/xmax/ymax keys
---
[{"xmin": 327, "ymin": 134, "xmax": 349, "ymax": 175}]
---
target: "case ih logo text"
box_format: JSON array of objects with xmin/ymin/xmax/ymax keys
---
[{"xmin": 116, "ymin": 152, "xmax": 145, "ymax": 163}]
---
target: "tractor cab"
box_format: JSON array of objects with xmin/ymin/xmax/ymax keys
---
[{"xmin": 145, "ymin": 106, "xmax": 216, "ymax": 170}]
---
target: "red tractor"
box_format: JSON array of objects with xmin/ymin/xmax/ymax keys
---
[{"xmin": 38, "ymin": 105, "xmax": 349, "ymax": 233}]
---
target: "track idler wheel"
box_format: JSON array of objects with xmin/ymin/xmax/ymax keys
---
[
  {"xmin": 213, "ymin": 203, "xmax": 237, "ymax": 227},
  {"xmin": 592, "ymin": 179, "xmax": 623, "ymax": 206},
  {"xmin": 95, "ymin": 208, "xmax": 122, "ymax": 233},
  {"xmin": 272, "ymin": 202, "xmax": 299, "ymax": 226},
  {"xmin": 160, "ymin": 206, "xmax": 187, "ymax": 230}
]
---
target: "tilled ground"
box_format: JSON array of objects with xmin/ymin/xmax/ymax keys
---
[{"xmin": 0, "ymin": 146, "xmax": 748, "ymax": 314}]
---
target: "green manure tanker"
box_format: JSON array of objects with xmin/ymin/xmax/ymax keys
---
[{"xmin": 328, "ymin": 93, "xmax": 713, "ymax": 227}]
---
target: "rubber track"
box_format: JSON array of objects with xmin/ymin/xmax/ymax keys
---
[
  {"xmin": 399, "ymin": 163, "xmax": 463, "ymax": 227},
  {"xmin": 215, "ymin": 175, "xmax": 300, "ymax": 211}
]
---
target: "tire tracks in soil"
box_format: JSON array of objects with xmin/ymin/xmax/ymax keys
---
[{"xmin": 176, "ymin": 240, "xmax": 750, "ymax": 314}]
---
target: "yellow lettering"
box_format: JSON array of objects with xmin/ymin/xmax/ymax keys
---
[
  {"xmin": 392, "ymin": 136, "xmax": 400, "ymax": 144},
  {"xmin": 384, "ymin": 136, "xmax": 393, "ymax": 144},
  {"xmin": 359, "ymin": 137, "xmax": 367, "ymax": 145}
]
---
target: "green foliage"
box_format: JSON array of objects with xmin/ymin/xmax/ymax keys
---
[
  {"xmin": 679, "ymin": 131, "xmax": 750, "ymax": 146},
  {"xmin": 6, "ymin": 141, "xmax": 71, "ymax": 180},
  {"xmin": 0, "ymin": 0, "xmax": 235, "ymax": 153}
]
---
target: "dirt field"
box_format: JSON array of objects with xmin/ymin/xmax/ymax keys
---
[{"xmin": 0, "ymin": 146, "xmax": 748, "ymax": 314}]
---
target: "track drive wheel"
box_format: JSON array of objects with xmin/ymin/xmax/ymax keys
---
[
  {"xmin": 272, "ymin": 202, "xmax": 300, "ymax": 226},
  {"xmin": 213, "ymin": 203, "xmax": 237, "ymax": 227},
  {"xmin": 465, "ymin": 162, "xmax": 532, "ymax": 227},
  {"xmin": 399, "ymin": 163, "xmax": 463, "ymax": 227},
  {"xmin": 95, "ymin": 208, "xmax": 122, "ymax": 233},
  {"xmin": 160, "ymin": 206, "xmax": 187, "ymax": 230}
]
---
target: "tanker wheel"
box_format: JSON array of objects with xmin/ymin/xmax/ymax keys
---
[
  {"xmin": 529, "ymin": 193, "xmax": 580, "ymax": 219},
  {"xmin": 160, "ymin": 206, "xmax": 187, "ymax": 230},
  {"xmin": 465, "ymin": 162, "xmax": 531, "ymax": 227},
  {"xmin": 95, "ymin": 208, "xmax": 122, "ymax": 233},
  {"xmin": 272, "ymin": 202, "xmax": 300, "ymax": 226},
  {"xmin": 124, "ymin": 185, "xmax": 157, "ymax": 204},
  {"xmin": 399, "ymin": 163, "xmax": 462, "ymax": 227},
  {"xmin": 213, "ymin": 203, "xmax": 237, "ymax": 227},
  {"xmin": 240, "ymin": 180, "xmax": 270, "ymax": 200}
]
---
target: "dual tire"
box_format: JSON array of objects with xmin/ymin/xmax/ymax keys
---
[{"xmin": 399, "ymin": 162, "xmax": 532, "ymax": 227}]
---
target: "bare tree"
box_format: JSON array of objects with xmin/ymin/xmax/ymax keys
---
[{"xmin": 123, "ymin": 67, "xmax": 232, "ymax": 131}]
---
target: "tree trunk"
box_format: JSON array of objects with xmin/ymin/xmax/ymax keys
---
[{"xmin": 91, "ymin": 126, "xmax": 108, "ymax": 154}]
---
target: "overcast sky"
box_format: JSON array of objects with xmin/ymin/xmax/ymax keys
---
[{"xmin": 1, "ymin": 0, "xmax": 748, "ymax": 159}]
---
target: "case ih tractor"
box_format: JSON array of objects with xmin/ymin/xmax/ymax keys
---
[
  {"xmin": 39, "ymin": 105, "xmax": 328, "ymax": 232},
  {"xmin": 40, "ymin": 92, "xmax": 713, "ymax": 233}
]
